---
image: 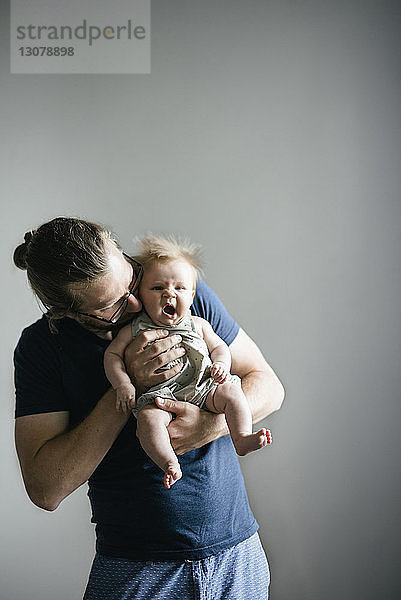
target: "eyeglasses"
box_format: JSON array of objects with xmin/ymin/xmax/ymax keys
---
[{"xmin": 76, "ymin": 254, "xmax": 143, "ymax": 324}]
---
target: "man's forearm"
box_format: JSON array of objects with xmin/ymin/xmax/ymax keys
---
[
  {"xmin": 16, "ymin": 389, "xmax": 129, "ymax": 511},
  {"xmin": 229, "ymin": 328, "xmax": 285, "ymax": 424},
  {"xmin": 241, "ymin": 368, "xmax": 285, "ymax": 424}
]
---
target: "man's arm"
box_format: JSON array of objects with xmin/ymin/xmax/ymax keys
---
[
  {"xmin": 15, "ymin": 328, "xmax": 191, "ymax": 511},
  {"xmin": 15, "ymin": 389, "xmax": 129, "ymax": 511},
  {"xmin": 230, "ymin": 328, "xmax": 285, "ymax": 423},
  {"xmin": 155, "ymin": 327, "xmax": 285, "ymax": 454}
]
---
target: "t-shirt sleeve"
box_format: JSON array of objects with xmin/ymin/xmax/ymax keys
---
[
  {"xmin": 191, "ymin": 279, "xmax": 239, "ymax": 346},
  {"xmin": 14, "ymin": 321, "xmax": 68, "ymax": 418}
]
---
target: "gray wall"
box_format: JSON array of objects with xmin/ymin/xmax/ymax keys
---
[{"xmin": 1, "ymin": 1, "xmax": 400, "ymax": 599}]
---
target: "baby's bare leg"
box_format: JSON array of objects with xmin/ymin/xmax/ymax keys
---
[
  {"xmin": 205, "ymin": 380, "xmax": 272, "ymax": 456},
  {"xmin": 136, "ymin": 405, "xmax": 182, "ymax": 488}
]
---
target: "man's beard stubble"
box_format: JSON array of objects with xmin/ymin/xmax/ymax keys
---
[{"xmin": 74, "ymin": 311, "xmax": 137, "ymax": 339}]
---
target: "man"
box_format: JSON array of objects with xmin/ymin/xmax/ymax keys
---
[{"xmin": 14, "ymin": 217, "xmax": 284, "ymax": 599}]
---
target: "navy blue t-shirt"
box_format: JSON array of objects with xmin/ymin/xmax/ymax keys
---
[{"xmin": 14, "ymin": 280, "xmax": 258, "ymax": 560}]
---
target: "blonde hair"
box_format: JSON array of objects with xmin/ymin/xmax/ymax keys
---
[{"xmin": 134, "ymin": 234, "xmax": 203, "ymax": 282}]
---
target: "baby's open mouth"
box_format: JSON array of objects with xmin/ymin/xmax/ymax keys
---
[{"xmin": 162, "ymin": 304, "xmax": 176, "ymax": 317}]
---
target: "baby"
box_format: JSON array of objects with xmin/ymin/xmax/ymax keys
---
[{"xmin": 104, "ymin": 235, "xmax": 272, "ymax": 488}]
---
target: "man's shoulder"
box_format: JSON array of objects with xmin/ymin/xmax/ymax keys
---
[
  {"xmin": 15, "ymin": 315, "xmax": 64, "ymax": 363},
  {"xmin": 17, "ymin": 315, "xmax": 52, "ymax": 344}
]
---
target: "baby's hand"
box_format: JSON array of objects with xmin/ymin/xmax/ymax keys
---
[
  {"xmin": 115, "ymin": 383, "xmax": 136, "ymax": 414},
  {"xmin": 210, "ymin": 361, "xmax": 229, "ymax": 384}
]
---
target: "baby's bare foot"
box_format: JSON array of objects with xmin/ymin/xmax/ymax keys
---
[
  {"xmin": 163, "ymin": 462, "xmax": 182, "ymax": 489},
  {"xmin": 234, "ymin": 428, "xmax": 272, "ymax": 456}
]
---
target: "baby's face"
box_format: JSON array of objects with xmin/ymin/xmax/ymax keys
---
[{"xmin": 139, "ymin": 259, "xmax": 196, "ymax": 326}]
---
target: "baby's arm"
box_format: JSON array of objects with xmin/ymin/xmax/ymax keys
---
[
  {"xmin": 194, "ymin": 317, "xmax": 231, "ymax": 384},
  {"xmin": 104, "ymin": 324, "xmax": 136, "ymax": 413}
]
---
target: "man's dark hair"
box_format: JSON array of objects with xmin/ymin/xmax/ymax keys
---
[{"xmin": 14, "ymin": 217, "xmax": 118, "ymax": 329}]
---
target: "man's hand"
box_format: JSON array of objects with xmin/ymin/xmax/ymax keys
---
[
  {"xmin": 124, "ymin": 330, "xmax": 186, "ymax": 394},
  {"xmin": 155, "ymin": 397, "xmax": 228, "ymax": 455}
]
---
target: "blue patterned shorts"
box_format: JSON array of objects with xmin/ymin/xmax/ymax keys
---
[{"xmin": 83, "ymin": 532, "xmax": 270, "ymax": 599}]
